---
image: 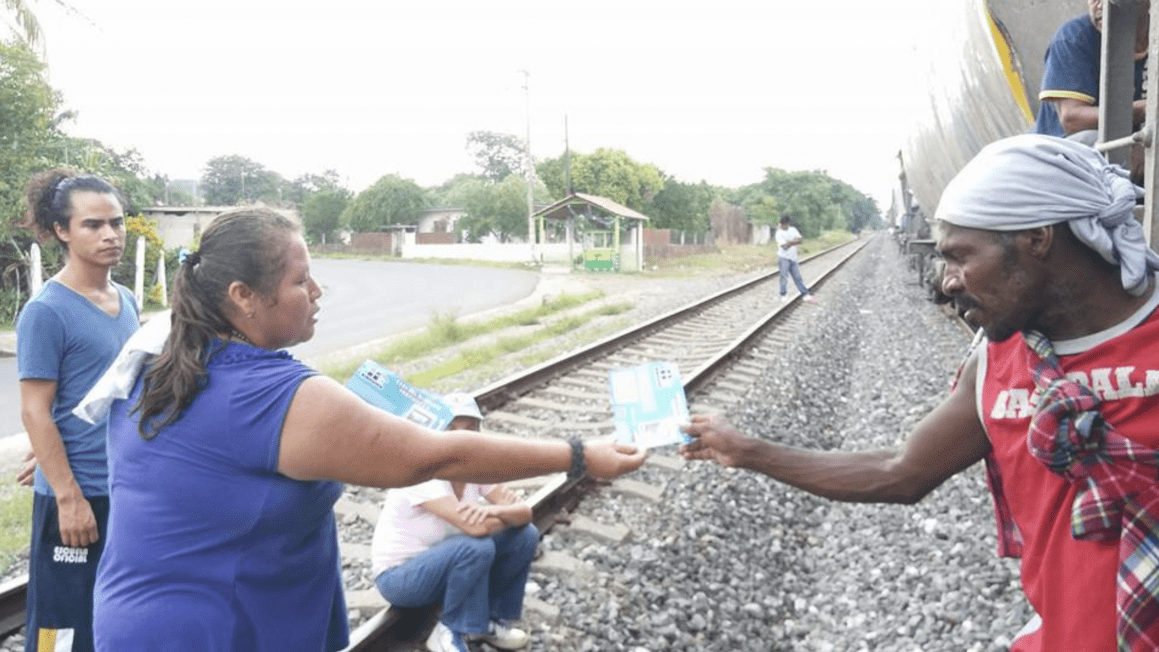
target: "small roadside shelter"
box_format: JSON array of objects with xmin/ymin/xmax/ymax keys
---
[{"xmin": 534, "ymin": 192, "xmax": 649, "ymax": 271}]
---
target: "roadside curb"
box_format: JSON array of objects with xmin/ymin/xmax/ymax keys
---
[
  {"xmin": 0, "ymin": 268, "xmax": 591, "ymax": 365},
  {"xmin": 303, "ymin": 266, "xmax": 592, "ymax": 371}
]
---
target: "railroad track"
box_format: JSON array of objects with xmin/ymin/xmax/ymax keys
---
[
  {"xmin": 340, "ymin": 237, "xmax": 884, "ymax": 651},
  {"xmin": 0, "ymin": 234, "xmax": 945, "ymax": 651}
]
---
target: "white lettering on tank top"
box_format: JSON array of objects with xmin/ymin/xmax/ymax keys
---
[{"xmin": 988, "ymin": 366, "xmax": 1159, "ymax": 420}]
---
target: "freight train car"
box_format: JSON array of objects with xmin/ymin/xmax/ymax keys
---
[{"xmin": 891, "ymin": 0, "xmax": 1089, "ymax": 292}]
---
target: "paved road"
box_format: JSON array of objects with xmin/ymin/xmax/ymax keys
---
[{"xmin": 0, "ymin": 259, "xmax": 540, "ymax": 441}]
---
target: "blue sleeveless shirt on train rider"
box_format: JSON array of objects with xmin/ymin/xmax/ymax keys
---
[
  {"xmin": 94, "ymin": 341, "xmax": 348, "ymax": 652},
  {"xmin": 1034, "ymin": 14, "xmax": 1147, "ymax": 136}
]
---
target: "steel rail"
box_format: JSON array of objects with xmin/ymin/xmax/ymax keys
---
[
  {"xmin": 683, "ymin": 238, "xmax": 868, "ymax": 395},
  {"xmin": 0, "ymin": 237, "xmax": 875, "ymax": 651},
  {"xmin": 0, "ymin": 575, "xmax": 26, "ymax": 642},
  {"xmin": 472, "ymin": 238, "xmax": 864, "ymax": 413},
  {"xmin": 342, "ymin": 237, "xmax": 870, "ymax": 651}
]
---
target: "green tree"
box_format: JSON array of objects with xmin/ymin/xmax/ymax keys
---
[
  {"xmin": 342, "ymin": 174, "xmax": 427, "ymax": 232},
  {"xmin": 112, "ymin": 214, "xmax": 164, "ymax": 296},
  {"xmin": 535, "ymin": 155, "xmax": 568, "ymax": 200},
  {"xmin": 54, "ymin": 137, "xmax": 158, "ymax": 211},
  {"xmin": 426, "ymin": 172, "xmax": 487, "ymax": 207},
  {"xmin": 649, "ymin": 178, "xmax": 715, "ymax": 233},
  {"xmin": 4, "ymin": 0, "xmax": 43, "ymax": 51},
  {"xmin": 201, "ymin": 154, "xmax": 285, "ymax": 205},
  {"xmin": 566, "ymin": 149, "xmax": 664, "ymax": 213},
  {"xmin": 457, "ymin": 174, "xmax": 543, "ymax": 242},
  {"xmin": 146, "ymin": 173, "xmax": 192, "ymax": 206},
  {"xmin": 301, "ymin": 188, "xmax": 349, "ymax": 243},
  {"xmin": 741, "ymin": 192, "xmax": 781, "ymax": 230},
  {"xmin": 754, "ymin": 168, "xmax": 835, "ymax": 238},
  {"xmin": 283, "ymin": 169, "xmax": 343, "ymax": 208},
  {"xmin": 466, "ymin": 131, "xmax": 527, "ymax": 183},
  {"xmin": 748, "ymin": 168, "xmax": 879, "ymax": 238},
  {"xmin": 0, "ymin": 39, "xmax": 58, "ymax": 301},
  {"xmin": 0, "ymin": 40, "xmax": 55, "ymax": 213},
  {"xmin": 828, "ymin": 178, "xmax": 881, "ymax": 233}
]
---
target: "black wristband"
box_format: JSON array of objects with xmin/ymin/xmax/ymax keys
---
[{"xmin": 566, "ymin": 436, "xmax": 586, "ymax": 480}]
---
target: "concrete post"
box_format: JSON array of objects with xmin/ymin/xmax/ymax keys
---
[
  {"xmin": 636, "ymin": 223, "xmax": 644, "ymax": 272},
  {"xmin": 156, "ymin": 256, "xmax": 168, "ymax": 307},
  {"xmin": 29, "ymin": 243, "xmax": 43, "ymax": 297},
  {"xmin": 134, "ymin": 236, "xmax": 145, "ymax": 311},
  {"xmin": 1143, "ymin": 0, "xmax": 1159, "ymax": 246}
]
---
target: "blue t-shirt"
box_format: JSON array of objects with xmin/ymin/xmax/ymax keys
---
[
  {"xmin": 1034, "ymin": 14, "xmax": 1147, "ymax": 136},
  {"xmin": 16, "ymin": 280, "xmax": 139, "ymax": 497},
  {"xmin": 94, "ymin": 342, "xmax": 348, "ymax": 652}
]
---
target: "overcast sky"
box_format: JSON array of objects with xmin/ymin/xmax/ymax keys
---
[{"xmin": 32, "ymin": 0, "xmax": 933, "ymax": 206}]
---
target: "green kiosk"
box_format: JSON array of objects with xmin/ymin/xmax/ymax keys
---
[{"xmin": 534, "ymin": 192, "xmax": 648, "ymax": 272}]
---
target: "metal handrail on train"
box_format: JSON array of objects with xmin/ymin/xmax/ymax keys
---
[{"xmin": 1095, "ymin": 124, "xmax": 1151, "ymax": 154}]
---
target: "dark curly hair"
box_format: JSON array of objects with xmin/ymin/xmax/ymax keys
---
[{"xmin": 24, "ymin": 168, "xmax": 123, "ymax": 248}]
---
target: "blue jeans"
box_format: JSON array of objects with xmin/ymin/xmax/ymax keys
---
[
  {"xmin": 778, "ymin": 257, "xmax": 809, "ymax": 296},
  {"xmin": 374, "ymin": 524, "xmax": 539, "ymax": 635}
]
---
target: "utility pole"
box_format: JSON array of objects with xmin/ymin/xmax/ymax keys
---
[
  {"xmin": 1141, "ymin": 0, "xmax": 1159, "ymax": 244},
  {"xmin": 521, "ymin": 70, "xmax": 535, "ymax": 256},
  {"xmin": 564, "ymin": 114, "xmax": 571, "ymax": 194}
]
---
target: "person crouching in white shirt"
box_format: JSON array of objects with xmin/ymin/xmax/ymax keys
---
[{"xmin": 370, "ymin": 393, "xmax": 537, "ymax": 652}]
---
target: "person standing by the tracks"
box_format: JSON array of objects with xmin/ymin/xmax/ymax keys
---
[
  {"xmin": 16, "ymin": 169, "xmax": 139, "ymax": 652},
  {"xmin": 682, "ymin": 134, "xmax": 1159, "ymax": 650},
  {"xmin": 86, "ymin": 206, "xmax": 645, "ymax": 652},
  {"xmin": 775, "ymin": 214, "xmax": 814, "ymax": 303},
  {"xmin": 370, "ymin": 392, "xmax": 537, "ymax": 652}
]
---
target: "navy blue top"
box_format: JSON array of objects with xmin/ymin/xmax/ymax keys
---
[
  {"xmin": 95, "ymin": 342, "xmax": 348, "ymax": 651},
  {"xmin": 16, "ymin": 280, "xmax": 139, "ymax": 497},
  {"xmin": 1034, "ymin": 14, "xmax": 1147, "ymax": 136}
]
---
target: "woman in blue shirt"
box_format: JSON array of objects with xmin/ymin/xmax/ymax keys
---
[{"xmin": 93, "ymin": 207, "xmax": 645, "ymax": 651}]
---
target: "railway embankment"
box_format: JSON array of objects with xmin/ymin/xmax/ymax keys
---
[{"xmin": 520, "ymin": 234, "xmax": 1028, "ymax": 651}]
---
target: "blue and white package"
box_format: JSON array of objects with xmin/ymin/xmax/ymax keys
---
[
  {"xmin": 346, "ymin": 360, "xmax": 454, "ymax": 431},
  {"xmin": 608, "ymin": 361, "xmax": 691, "ymax": 449}
]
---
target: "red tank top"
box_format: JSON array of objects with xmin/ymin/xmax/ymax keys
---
[{"xmin": 979, "ymin": 304, "xmax": 1159, "ymax": 651}]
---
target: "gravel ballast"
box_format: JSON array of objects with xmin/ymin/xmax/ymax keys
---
[
  {"xmin": 0, "ymin": 235, "xmax": 1037, "ymax": 652},
  {"xmin": 528, "ymin": 235, "xmax": 1032, "ymax": 652}
]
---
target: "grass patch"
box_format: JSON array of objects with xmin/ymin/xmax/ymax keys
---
[
  {"xmin": 645, "ymin": 231, "xmax": 858, "ymax": 277},
  {"xmin": 593, "ymin": 302, "xmax": 633, "ymax": 316},
  {"xmin": 0, "ymin": 490, "xmax": 32, "ymax": 571},
  {"xmin": 514, "ymin": 317, "xmax": 634, "ymax": 368},
  {"xmin": 308, "ymin": 250, "xmax": 534, "ymax": 271},
  {"xmin": 801, "ymin": 230, "xmax": 858, "ymax": 254},
  {"xmin": 418, "ymin": 305, "xmax": 635, "ymax": 391},
  {"xmin": 427, "ymin": 311, "xmax": 467, "ymax": 344},
  {"xmin": 322, "ymin": 290, "xmax": 607, "ymax": 381},
  {"xmin": 404, "ymin": 310, "xmax": 598, "ymax": 387}
]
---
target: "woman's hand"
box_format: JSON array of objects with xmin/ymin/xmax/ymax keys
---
[{"xmin": 582, "ymin": 440, "xmax": 646, "ymax": 479}]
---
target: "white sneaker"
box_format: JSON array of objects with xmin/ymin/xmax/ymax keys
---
[
  {"xmin": 802, "ymin": 294, "xmax": 816, "ymax": 303},
  {"xmin": 475, "ymin": 620, "xmax": 529, "ymax": 650},
  {"xmin": 427, "ymin": 622, "xmax": 469, "ymax": 652},
  {"xmin": 779, "ymin": 295, "xmax": 789, "ymax": 303}
]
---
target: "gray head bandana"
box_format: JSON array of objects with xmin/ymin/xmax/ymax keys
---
[{"xmin": 935, "ymin": 133, "xmax": 1159, "ymax": 296}]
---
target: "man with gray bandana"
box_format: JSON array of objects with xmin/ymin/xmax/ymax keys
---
[{"xmin": 681, "ymin": 134, "xmax": 1159, "ymax": 650}]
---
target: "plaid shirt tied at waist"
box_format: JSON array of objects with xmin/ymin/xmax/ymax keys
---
[{"xmin": 984, "ymin": 330, "xmax": 1159, "ymax": 651}]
